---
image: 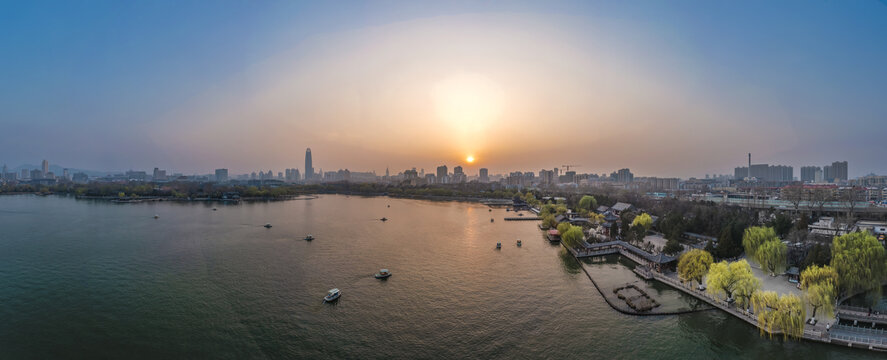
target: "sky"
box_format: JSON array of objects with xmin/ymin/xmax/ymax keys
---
[{"xmin": 1, "ymin": 0, "xmax": 886, "ymax": 178}]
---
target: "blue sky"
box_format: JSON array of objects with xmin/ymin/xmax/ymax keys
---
[{"xmin": 1, "ymin": 1, "xmax": 886, "ymax": 177}]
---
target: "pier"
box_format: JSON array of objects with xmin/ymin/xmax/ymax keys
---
[{"xmin": 504, "ymin": 217, "xmax": 542, "ymax": 221}]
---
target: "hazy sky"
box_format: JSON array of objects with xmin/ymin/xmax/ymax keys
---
[{"xmin": 2, "ymin": 1, "xmax": 886, "ymax": 177}]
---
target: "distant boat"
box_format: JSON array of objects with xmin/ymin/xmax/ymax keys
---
[
  {"xmin": 488, "ymin": 209, "xmax": 492, "ymax": 212},
  {"xmin": 380, "ymin": 217, "xmax": 388, "ymax": 222},
  {"xmin": 212, "ymin": 208, "xmax": 217, "ymax": 211},
  {"xmin": 304, "ymin": 234, "xmax": 314, "ymax": 241},
  {"xmin": 264, "ymin": 223, "xmax": 272, "ymax": 228},
  {"xmin": 375, "ymin": 269, "xmax": 391, "ymax": 279},
  {"xmin": 490, "ymin": 218, "xmax": 494, "ymax": 222},
  {"xmin": 387, "ymin": 205, "xmax": 390, "ymax": 208},
  {"xmin": 517, "ymin": 239, "xmax": 522, "ymax": 247},
  {"xmin": 324, "ymin": 288, "xmax": 341, "ymax": 302},
  {"xmin": 153, "ymin": 214, "xmax": 159, "ymax": 219},
  {"xmin": 496, "ymin": 242, "xmax": 502, "ymax": 249}
]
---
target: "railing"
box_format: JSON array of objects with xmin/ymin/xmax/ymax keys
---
[
  {"xmin": 833, "ymin": 324, "xmax": 887, "ymax": 337},
  {"xmin": 836, "ymin": 305, "xmax": 887, "ymax": 323},
  {"xmin": 830, "ymin": 333, "xmax": 887, "ymax": 346}
]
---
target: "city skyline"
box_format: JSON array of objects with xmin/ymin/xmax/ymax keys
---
[{"xmin": 2, "ymin": 1, "xmax": 887, "ymax": 177}]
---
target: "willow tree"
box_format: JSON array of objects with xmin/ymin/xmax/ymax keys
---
[
  {"xmin": 800, "ymin": 265, "xmax": 839, "ymax": 320},
  {"xmin": 631, "ymin": 213, "xmax": 653, "ymax": 233},
  {"xmin": 751, "ymin": 291, "xmax": 805, "ymax": 339},
  {"xmin": 578, "ymin": 195, "xmax": 598, "ymax": 211},
  {"xmin": 831, "ymin": 231, "xmax": 887, "ymax": 302},
  {"xmin": 561, "ymin": 225, "xmax": 585, "ymax": 248},
  {"xmin": 742, "ymin": 226, "xmax": 778, "ymax": 259},
  {"xmin": 733, "ymin": 273, "xmax": 762, "ymax": 309},
  {"xmin": 706, "ymin": 260, "xmax": 758, "ymax": 303},
  {"xmin": 678, "ymin": 249, "xmax": 714, "ymax": 287},
  {"xmin": 557, "ymin": 222, "xmax": 573, "ymax": 236},
  {"xmin": 756, "ymin": 240, "xmax": 787, "ymax": 276}
]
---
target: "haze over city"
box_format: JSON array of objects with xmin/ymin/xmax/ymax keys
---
[{"xmin": 2, "ymin": 0, "xmax": 887, "ymax": 177}]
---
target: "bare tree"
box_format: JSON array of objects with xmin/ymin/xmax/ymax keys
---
[
  {"xmin": 810, "ymin": 188, "xmax": 832, "ymax": 219},
  {"xmin": 782, "ymin": 185, "xmax": 804, "ymax": 214},
  {"xmin": 841, "ymin": 186, "xmax": 862, "ymax": 223}
]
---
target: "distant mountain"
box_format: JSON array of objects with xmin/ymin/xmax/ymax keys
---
[{"xmin": 9, "ymin": 164, "xmax": 111, "ymax": 177}]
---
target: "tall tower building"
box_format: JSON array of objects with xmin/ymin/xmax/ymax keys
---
[
  {"xmin": 42, "ymin": 159, "xmax": 49, "ymax": 176},
  {"xmin": 305, "ymin": 148, "xmax": 314, "ymax": 181}
]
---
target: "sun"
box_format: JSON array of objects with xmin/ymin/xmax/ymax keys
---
[{"xmin": 466, "ymin": 155, "xmax": 475, "ymax": 163}]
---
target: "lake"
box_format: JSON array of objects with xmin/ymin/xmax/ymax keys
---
[{"xmin": 0, "ymin": 194, "xmax": 878, "ymax": 359}]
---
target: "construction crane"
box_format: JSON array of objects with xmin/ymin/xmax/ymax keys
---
[{"xmin": 561, "ymin": 164, "xmax": 580, "ymax": 171}]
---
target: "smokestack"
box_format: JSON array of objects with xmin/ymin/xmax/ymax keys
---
[{"xmin": 748, "ymin": 153, "xmax": 752, "ymax": 179}]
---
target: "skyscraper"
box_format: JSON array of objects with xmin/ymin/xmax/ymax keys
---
[
  {"xmin": 831, "ymin": 161, "xmax": 848, "ymax": 182},
  {"xmin": 479, "ymin": 168, "xmax": 489, "ymax": 183},
  {"xmin": 436, "ymin": 165, "xmax": 448, "ymax": 184},
  {"xmin": 41, "ymin": 160, "xmax": 49, "ymax": 176},
  {"xmin": 305, "ymin": 148, "xmax": 314, "ymax": 181},
  {"xmin": 215, "ymin": 169, "xmax": 228, "ymax": 182}
]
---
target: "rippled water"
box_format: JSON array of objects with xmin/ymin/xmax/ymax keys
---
[{"xmin": 0, "ymin": 195, "xmax": 879, "ymax": 359}]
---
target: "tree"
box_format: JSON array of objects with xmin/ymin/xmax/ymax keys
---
[
  {"xmin": 800, "ymin": 265, "xmax": 838, "ymax": 320},
  {"xmin": 756, "ymin": 240, "xmax": 787, "ymax": 276},
  {"xmin": 578, "ymin": 195, "xmax": 597, "ymax": 211},
  {"xmin": 541, "ymin": 215, "xmax": 557, "ymax": 229},
  {"xmin": 840, "ymin": 187, "xmax": 863, "ymax": 222},
  {"xmin": 800, "ymin": 244, "xmax": 831, "ymax": 271},
  {"xmin": 677, "ymin": 249, "xmax": 714, "ymax": 287},
  {"xmin": 556, "ymin": 222, "xmax": 572, "ymax": 236},
  {"xmin": 663, "ymin": 239, "xmax": 683, "ymax": 256},
  {"xmin": 751, "ymin": 291, "xmax": 805, "ymax": 339},
  {"xmin": 810, "ymin": 188, "xmax": 832, "ymax": 218},
  {"xmin": 781, "ymin": 185, "xmax": 804, "ymax": 213},
  {"xmin": 733, "ymin": 274, "xmax": 762, "ymax": 309},
  {"xmin": 831, "ymin": 231, "xmax": 887, "ymax": 301},
  {"xmin": 768, "ymin": 213, "xmax": 793, "ymax": 238},
  {"xmin": 539, "ymin": 204, "xmax": 557, "ymax": 218},
  {"xmin": 706, "ymin": 260, "xmax": 758, "ymax": 302},
  {"xmin": 742, "ymin": 226, "xmax": 778, "ymax": 259},
  {"xmin": 561, "ymin": 225, "xmax": 585, "ymax": 248},
  {"xmin": 631, "ymin": 213, "xmax": 653, "ymax": 233}
]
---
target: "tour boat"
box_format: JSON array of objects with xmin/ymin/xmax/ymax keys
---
[
  {"xmin": 517, "ymin": 240, "xmax": 522, "ymax": 247},
  {"xmin": 304, "ymin": 234, "xmax": 314, "ymax": 241},
  {"xmin": 375, "ymin": 269, "xmax": 392, "ymax": 279},
  {"xmin": 324, "ymin": 288, "xmax": 341, "ymax": 302},
  {"xmin": 264, "ymin": 223, "xmax": 272, "ymax": 228},
  {"xmin": 496, "ymin": 242, "xmax": 502, "ymax": 249}
]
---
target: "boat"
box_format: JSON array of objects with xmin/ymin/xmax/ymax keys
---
[
  {"xmin": 517, "ymin": 240, "xmax": 522, "ymax": 247},
  {"xmin": 213, "ymin": 208, "xmax": 217, "ymax": 211},
  {"xmin": 304, "ymin": 234, "xmax": 314, "ymax": 241},
  {"xmin": 488, "ymin": 209, "xmax": 492, "ymax": 212},
  {"xmin": 380, "ymin": 217, "xmax": 388, "ymax": 222},
  {"xmin": 496, "ymin": 242, "xmax": 502, "ymax": 249},
  {"xmin": 324, "ymin": 288, "xmax": 341, "ymax": 302},
  {"xmin": 374, "ymin": 269, "xmax": 391, "ymax": 279},
  {"xmin": 387, "ymin": 205, "xmax": 390, "ymax": 208},
  {"xmin": 490, "ymin": 218, "xmax": 494, "ymax": 222},
  {"xmin": 264, "ymin": 223, "xmax": 272, "ymax": 228},
  {"xmin": 153, "ymin": 214, "xmax": 159, "ymax": 219}
]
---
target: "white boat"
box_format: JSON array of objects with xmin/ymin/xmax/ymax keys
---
[
  {"xmin": 264, "ymin": 223, "xmax": 272, "ymax": 228},
  {"xmin": 375, "ymin": 269, "xmax": 391, "ymax": 279},
  {"xmin": 324, "ymin": 288, "xmax": 341, "ymax": 302},
  {"xmin": 304, "ymin": 234, "xmax": 314, "ymax": 241},
  {"xmin": 496, "ymin": 242, "xmax": 502, "ymax": 249}
]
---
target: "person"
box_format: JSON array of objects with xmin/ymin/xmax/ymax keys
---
[{"xmin": 826, "ymin": 323, "xmax": 830, "ymax": 332}]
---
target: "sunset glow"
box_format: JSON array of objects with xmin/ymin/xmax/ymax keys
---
[{"xmin": 466, "ymin": 156, "xmax": 475, "ymax": 163}]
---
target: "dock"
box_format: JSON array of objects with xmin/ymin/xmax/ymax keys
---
[{"xmin": 504, "ymin": 217, "xmax": 542, "ymax": 221}]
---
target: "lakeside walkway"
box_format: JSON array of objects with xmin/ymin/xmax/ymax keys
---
[{"xmin": 565, "ymin": 243, "xmax": 887, "ymax": 352}]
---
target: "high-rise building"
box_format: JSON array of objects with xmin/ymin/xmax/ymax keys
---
[
  {"xmin": 305, "ymin": 148, "xmax": 314, "ymax": 181},
  {"xmin": 479, "ymin": 168, "xmax": 489, "ymax": 183},
  {"xmin": 436, "ymin": 165, "xmax": 448, "ymax": 184},
  {"xmin": 215, "ymin": 169, "xmax": 229, "ymax": 182},
  {"xmin": 616, "ymin": 168, "xmax": 633, "ymax": 183},
  {"xmin": 152, "ymin": 167, "xmax": 167, "ymax": 181},
  {"xmin": 21, "ymin": 169, "xmax": 29, "ymax": 179},
  {"xmin": 41, "ymin": 160, "xmax": 49, "ymax": 176},
  {"xmin": 830, "ymin": 161, "xmax": 848, "ymax": 182},
  {"xmin": 801, "ymin": 166, "xmax": 821, "ymax": 183}
]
